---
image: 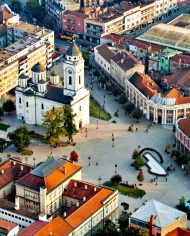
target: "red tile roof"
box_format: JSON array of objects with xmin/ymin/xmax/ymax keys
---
[
  {"xmin": 63, "ymin": 10, "xmax": 87, "ymax": 18},
  {"xmin": 18, "ymin": 221, "xmax": 48, "ymax": 236},
  {"xmin": 166, "ymin": 227, "xmax": 190, "ymax": 236},
  {"xmin": 0, "ymin": 218, "xmax": 17, "ymax": 231},
  {"xmin": 0, "ymin": 160, "xmax": 34, "ymax": 189},
  {"xmin": 35, "ymin": 217, "xmax": 73, "ymax": 236},
  {"xmin": 164, "ymin": 88, "xmax": 183, "ymax": 98},
  {"xmin": 129, "ymin": 72, "xmax": 160, "ymax": 98},
  {"xmin": 176, "ymin": 96, "xmax": 190, "ymax": 105},
  {"xmin": 170, "ymin": 54, "xmax": 190, "ymax": 64},
  {"xmin": 178, "ymin": 117, "xmax": 190, "ymax": 138},
  {"xmin": 96, "ymin": 45, "xmax": 117, "ymax": 63},
  {"xmin": 111, "ymin": 51, "xmax": 141, "ymax": 71}
]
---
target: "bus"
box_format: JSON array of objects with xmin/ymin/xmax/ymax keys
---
[{"xmin": 58, "ymin": 33, "xmax": 73, "ymax": 41}]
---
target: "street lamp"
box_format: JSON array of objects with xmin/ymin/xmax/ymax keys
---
[
  {"xmin": 112, "ymin": 133, "xmax": 114, "ymax": 147},
  {"xmin": 97, "ymin": 120, "xmax": 98, "ymax": 129},
  {"xmin": 33, "ymin": 157, "xmax": 36, "ymax": 167},
  {"xmin": 86, "ymin": 128, "xmax": 88, "ymax": 137},
  {"xmin": 98, "ymin": 176, "xmax": 102, "ymax": 186},
  {"xmin": 115, "ymin": 164, "xmax": 117, "ymax": 173},
  {"xmin": 88, "ymin": 156, "xmax": 91, "ymax": 166}
]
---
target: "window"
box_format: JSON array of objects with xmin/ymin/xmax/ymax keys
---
[
  {"xmin": 69, "ymin": 76, "xmax": 72, "ymax": 85},
  {"xmin": 26, "ymin": 102, "xmax": 28, "ymax": 107},
  {"xmin": 59, "ymin": 198, "xmax": 62, "ymax": 207},
  {"xmin": 49, "ymin": 206, "xmax": 52, "ymax": 214},
  {"xmin": 54, "ymin": 202, "xmax": 57, "ymax": 210},
  {"xmin": 79, "ymin": 106, "xmax": 81, "ymax": 111},
  {"xmin": 64, "ymin": 199, "xmax": 67, "ymax": 206},
  {"xmin": 41, "ymin": 104, "xmax": 44, "ymax": 110},
  {"xmin": 19, "ymin": 97, "xmax": 21, "ymax": 103},
  {"xmin": 79, "ymin": 75, "xmax": 81, "ymax": 84}
]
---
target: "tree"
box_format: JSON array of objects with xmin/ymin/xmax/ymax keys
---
[
  {"xmin": 10, "ymin": 0, "xmax": 22, "ymax": 13},
  {"xmin": 7, "ymin": 126, "xmax": 31, "ymax": 151},
  {"xmin": 42, "ymin": 15, "xmax": 58, "ymax": 31},
  {"xmin": 137, "ymin": 170, "xmax": 144, "ymax": 185},
  {"xmin": 134, "ymin": 156, "xmax": 146, "ymax": 169},
  {"xmin": 26, "ymin": 0, "xmax": 43, "ymax": 20},
  {"xmin": 123, "ymin": 227, "xmax": 149, "ymax": 236},
  {"xmin": 98, "ymin": 75, "xmax": 107, "ymax": 85},
  {"xmin": 118, "ymin": 94, "xmax": 128, "ymax": 104},
  {"xmin": 131, "ymin": 108, "xmax": 143, "ymax": 121},
  {"xmin": 177, "ymin": 196, "xmax": 187, "ymax": 212},
  {"xmin": 63, "ymin": 105, "xmax": 78, "ymax": 140},
  {"xmin": 93, "ymin": 69, "xmax": 100, "ymax": 77},
  {"xmin": 42, "ymin": 107, "xmax": 65, "ymax": 150},
  {"xmin": 3, "ymin": 99, "xmax": 15, "ymax": 114},
  {"xmin": 112, "ymin": 87, "xmax": 122, "ymax": 97},
  {"xmin": 132, "ymin": 149, "xmax": 139, "ymax": 159},
  {"xmin": 124, "ymin": 102, "xmax": 135, "ymax": 114},
  {"xmin": 0, "ymin": 107, "xmax": 4, "ymax": 118},
  {"xmin": 70, "ymin": 150, "xmax": 78, "ymax": 162},
  {"xmin": 110, "ymin": 174, "xmax": 122, "ymax": 184},
  {"xmin": 165, "ymin": 142, "xmax": 172, "ymax": 150},
  {"xmin": 95, "ymin": 219, "xmax": 119, "ymax": 236},
  {"xmin": 177, "ymin": 153, "xmax": 189, "ymax": 165},
  {"xmin": 118, "ymin": 210, "xmax": 130, "ymax": 233}
]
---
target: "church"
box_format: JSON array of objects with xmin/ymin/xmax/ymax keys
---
[{"xmin": 15, "ymin": 39, "xmax": 90, "ymax": 128}]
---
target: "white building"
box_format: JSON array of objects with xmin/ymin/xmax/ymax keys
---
[{"xmin": 15, "ymin": 39, "xmax": 89, "ymax": 128}]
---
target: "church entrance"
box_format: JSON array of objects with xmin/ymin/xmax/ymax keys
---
[{"xmin": 79, "ymin": 120, "xmax": 82, "ymax": 129}]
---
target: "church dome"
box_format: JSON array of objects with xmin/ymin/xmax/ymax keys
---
[
  {"xmin": 19, "ymin": 74, "xmax": 28, "ymax": 79},
  {"xmin": 50, "ymin": 70, "xmax": 59, "ymax": 76},
  {"xmin": 31, "ymin": 62, "xmax": 46, "ymax": 73},
  {"xmin": 66, "ymin": 38, "xmax": 82, "ymax": 57},
  {"xmin": 38, "ymin": 79, "xmax": 46, "ymax": 84}
]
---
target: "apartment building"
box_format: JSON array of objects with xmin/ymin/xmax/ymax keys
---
[
  {"xmin": 0, "ymin": 158, "xmax": 34, "ymax": 199},
  {"xmin": 0, "ymin": 33, "xmax": 53, "ymax": 97},
  {"xmin": 170, "ymin": 54, "xmax": 190, "ymax": 73},
  {"xmin": 140, "ymin": 1, "xmax": 155, "ymax": 26}
]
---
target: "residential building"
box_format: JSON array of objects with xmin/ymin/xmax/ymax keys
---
[
  {"xmin": 62, "ymin": 10, "xmax": 87, "ymax": 39},
  {"xmin": 0, "ymin": 34, "xmax": 53, "ymax": 98},
  {"xmin": 45, "ymin": 0, "xmax": 80, "ymax": 31},
  {"xmin": 0, "ymin": 158, "xmax": 34, "ymax": 199},
  {"xmin": 137, "ymin": 23, "xmax": 190, "ymax": 53},
  {"xmin": 0, "ymin": 218, "xmax": 19, "ymax": 236},
  {"xmin": 161, "ymin": 68, "xmax": 190, "ymax": 96},
  {"xmin": 170, "ymin": 53, "xmax": 190, "ymax": 73},
  {"xmin": 176, "ymin": 116, "xmax": 190, "ymax": 154},
  {"xmin": 125, "ymin": 72, "xmax": 190, "ymax": 124},
  {"xmin": 0, "ymin": 4, "xmax": 20, "ymax": 25},
  {"xmin": 15, "ymin": 39, "xmax": 89, "ymax": 127},
  {"xmin": 0, "ymin": 198, "xmax": 40, "ymax": 232},
  {"xmin": 129, "ymin": 199, "xmax": 187, "ymax": 236},
  {"xmin": 140, "ymin": 1, "xmax": 155, "ymax": 26},
  {"xmin": 0, "ymin": 24, "xmax": 7, "ymax": 49}
]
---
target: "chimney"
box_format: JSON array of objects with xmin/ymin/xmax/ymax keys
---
[
  {"xmin": 149, "ymin": 215, "xmax": 154, "ymax": 235},
  {"xmin": 84, "ymin": 185, "xmax": 88, "ymax": 190},
  {"xmin": 20, "ymin": 166, "xmax": 23, "ymax": 171},
  {"xmin": 74, "ymin": 182, "xmax": 77, "ymax": 187},
  {"xmin": 13, "ymin": 161, "xmax": 16, "ymax": 166},
  {"xmin": 76, "ymin": 202, "xmax": 79, "ymax": 207},
  {"xmin": 178, "ymin": 58, "xmax": 181, "ymax": 68},
  {"xmin": 63, "ymin": 212, "xmax": 66, "ymax": 217},
  {"xmin": 15, "ymin": 196, "xmax": 19, "ymax": 210},
  {"xmin": 1, "ymin": 169, "xmax": 4, "ymax": 174},
  {"xmin": 63, "ymin": 166, "xmax": 66, "ymax": 174},
  {"xmin": 83, "ymin": 196, "xmax": 86, "ymax": 201},
  {"xmin": 121, "ymin": 59, "xmax": 124, "ymax": 63},
  {"xmin": 94, "ymin": 187, "xmax": 96, "ymax": 192}
]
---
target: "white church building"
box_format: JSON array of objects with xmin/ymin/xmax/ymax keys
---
[{"xmin": 15, "ymin": 39, "xmax": 90, "ymax": 128}]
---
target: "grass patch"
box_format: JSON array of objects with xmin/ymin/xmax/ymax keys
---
[
  {"xmin": 90, "ymin": 96, "xmax": 111, "ymax": 121},
  {"xmin": 21, "ymin": 149, "xmax": 33, "ymax": 156},
  {"xmin": 103, "ymin": 181, "xmax": 146, "ymax": 198},
  {"xmin": 0, "ymin": 123, "xmax": 10, "ymax": 131}
]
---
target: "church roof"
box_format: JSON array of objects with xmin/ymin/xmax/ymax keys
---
[
  {"xmin": 24, "ymin": 89, "xmax": 35, "ymax": 96},
  {"xmin": 38, "ymin": 79, "xmax": 46, "ymax": 84},
  {"xmin": 66, "ymin": 39, "xmax": 82, "ymax": 57},
  {"xmin": 31, "ymin": 62, "xmax": 46, "ymax": 73},
  {"xmin": 19, "ymin": 74, "xmax": 28, "ymax": 79},
  {"xmin": 50, "ymin": 70, "xmax": 59, "ymax": 76}
]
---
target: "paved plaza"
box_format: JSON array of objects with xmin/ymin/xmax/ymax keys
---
[{"xmin": 0, "ymin": 62, "xmax": 190, "ymax": 220}]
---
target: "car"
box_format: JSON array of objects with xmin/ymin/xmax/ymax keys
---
[
  {"xmin": 89, "ymin": 47, "xmax": 94, "ymax": 52},
  {"xmin": 56, "ymin": 47, "xmax": 61, "ymax": 52},
  {"xmin": 81, "ymin": 43, "xmax": 88, "ymax": 47}
]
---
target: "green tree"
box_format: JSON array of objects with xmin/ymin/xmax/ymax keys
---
[
  {"xmin": 42, "ymin": 107, "xmax": 65, "ymax": 151},
  {"xmin": 112, "ymin": 87, "xmax": 122, "ymax": 97},
  {"xmin": 26, "ymin": 0, "xmax": 43, "ymax": 20},
  {"xmin": 63, "ymin": 105, "xmax": 78, "ymax": 140},
  {"xmin": 132, "ymin": 149, "xmax": 139, "ymax": 159},
  {"xmin": 0, "ymin": 107, "xmax": 4, "ymax": 118},
  {"xmin": 10, "ymin": 0, "xmax": 22, "ymax": 13},
  {"xmin": 137, "ymin": 170, "xmax": 144, "ymax": 185},
  {"xmin": 98, "ymin": 75, "xmax": 107, "ymax": 85},
  {"xmin": 7, "ymin": 125, "xmax": 31, "ymax": 151},
  {"xmin": 118, "ymin": 94, "xmax": 128, "ymax": 104},
  {"xmin": 110, "ymin": 174, "xmax": 122, "ymax": 184},
  {"xmin": 93, "ymin": 69, "xmax": 100, "ymax": 77},
  {"xmin": 131, "ymin": 108, "xmax": 143, "ymax": 121},
  {"xmin": 177, "ymin": 153, "xmax": 189, "ymax": 165},
  {"xmin": 138, "ymin": 229, "xmax": 149, "ymax": 236},
  {"xmin": 165, "ymin": 142, "xmax": 172, "ymax": 150},
  {"xmin": 118, "ymin": 210, "xmax": 130, "ymax": 233},
  {"xmin": 3, "ymin": 99, "xmax": 16, "ymax": 115},
  {"xmin": 42, "ymin": 15, "xmax": 58, "ymax": 31},
  {"xmin": 134, "ymin": 156, "xmax": 146, "ymax": 169},
  {"xmin": 124, "ymin": 102, "xmax": 135, "ymax": 114},
  {"xmin": 95, "ymin": 219, "xmax": 119, "ymax": 236},
  {"xmin": 177, "ymin": 196, "xmax": 187, "ymax": 212},
  {"xmin": 171, "ymin": 149, "xmax": 180, "ymax": 158}
]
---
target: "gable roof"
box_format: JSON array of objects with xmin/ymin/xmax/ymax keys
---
[
  {"xmin": 177, "ymin": 117, "xmax": 190, "ymax": 138},
  {"xmin": 0, "ymin": 218, "xmax": 17, "ymax": 231},
  {"xmin": 129, "ymin": 72, "xmax": 160, "ymax": 99},
  {"xmin": 170, "ymin": 54, "xmax": 190, "ymax": 64},
  {"xmin": 164, "ymin": 88, "xmax": 183, "ymax": 98},
  {"xmin": 0, "ymin": 159, "xmax": 34, "ymax": 189},
  {"xmin": 130, "ymin": 199, "xmax": 186, "ymax": 228},
  {"xmin": 96, "ymin": 45, "xmax": 117, "ymax": 63},
  {"xmin": 18, "ymin": 221, "xmax": 48, "ymax": 236},
  {"xmin": 162, "ymin": 68, "xmax": 190, "ymax": 86},
  {"xmin": 35, "ymin": 217, "xmax": 73, "ymax": 236}
]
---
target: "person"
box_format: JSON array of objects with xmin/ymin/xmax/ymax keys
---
[
  {"xmin": 136, "ymin": 128, "xmax": 138, "ymax": 132},
  {"xmin": 146, "ymin": 129, "xmax": 148, "ymax": 132},
  {"xmin": 166, "ymin": 177, "xmax": 167, "ymax": 182},
  {"xmin": 138, "ymin": 145, "xmax": 140, "ymax": 148},
  {"xmin": 96, "ymin": 161, "xmax": 98, "ymax": 165}
]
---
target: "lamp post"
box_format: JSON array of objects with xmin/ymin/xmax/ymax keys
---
[
  {"xmin": 86, "ymin": 128, "xmax": 88, "ymax": 137},
  {"xmin": 88, "ymin": 156, "xmax": 91, "ymax": 166},
  {"xmin": 112, "ymin": 133, "xmax": 114, "ymax": 147},
  {"xmin": 98, "ymin": 176, "xmax": 102, "ymax": 186},
  {"xmin": 97, "ymin": 120, "xmax": 98, "ymax": 129},
  {"xmin": 33, "ymin": 157, "xmax": 36, "ymax": 167},
  {"xmin": 115, "ymin": 164, "xmax": 117, "ymax": 173}
]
